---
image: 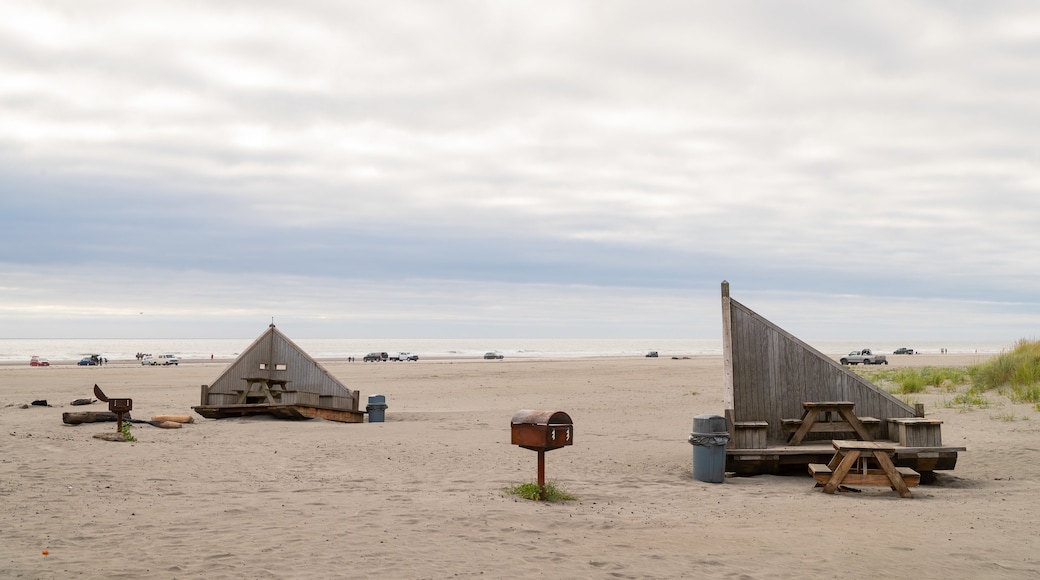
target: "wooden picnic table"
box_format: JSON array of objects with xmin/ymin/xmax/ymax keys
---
[
  {"xmin": 235, "ymin": 377, "xmax": 292, "ymax": 404},
  {"xmin": 809, "ymin": 440, "xmax": 919, "ymax": 498},
  {"xmin": 787, "ymin": 401, "xmax": 874, "ymax": 445}
]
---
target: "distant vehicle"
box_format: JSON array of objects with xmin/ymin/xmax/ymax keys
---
[
  {"xmin": 143, "ymin": 354, "xmax": 180, "ymax": 366},
  {"xmin": 646, "ymin": 351, "xmax": 659, "ymax": 358},
  {"xmin": 840, "ymin": 348, "xmax": 888, "ymax": 365},
  {"xmin": 364, "ymin": 352, "xmax": 389, "ymax": 362},
  {"xmin": 78, "ymin": 357, "xmax": 96, "ymax": 366},
  {"xmin": 398, "ymin": 352, "xmax": 419, "ymax": 361},
  {"xmin": 484, "ymin": 352, "xmax": 504, "ymax": 360},
  {"xmin": 30, "ymin": 355, "xmax": 50, "ymax": 367},
  {"xmin": 893, "ymin": 347, "xmax": 914, "ymax": 355}
]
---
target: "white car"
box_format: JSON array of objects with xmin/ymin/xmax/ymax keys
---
[
  {"xmin": 143, "ymin": 354, "xmax": 180, "ymax": 366},
  {"xmin": 399, "ymin": 352, "xmax": 418, "ymax": 361}
]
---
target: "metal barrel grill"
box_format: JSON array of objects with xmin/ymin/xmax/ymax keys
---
[
  {"xmin": 93, "ymin": 384, "xmax": 132, "ymax": 434},
  {"xmin": 510, "ymin": 410, "xmax": 573, "ymax": 498}
]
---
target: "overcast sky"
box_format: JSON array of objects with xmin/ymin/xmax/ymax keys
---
[{"xmin": 2, "ymin": 1, "xmax": 1039, "ymax": 341}]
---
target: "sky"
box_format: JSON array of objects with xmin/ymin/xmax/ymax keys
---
[{"xmin": 2, "ymin": 1, "xmax": 1039, "ymax": 341}]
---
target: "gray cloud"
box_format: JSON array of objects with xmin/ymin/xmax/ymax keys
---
[{"xmin": 2, "ymin": 1, "xmax": 1039, "ymax": 339}]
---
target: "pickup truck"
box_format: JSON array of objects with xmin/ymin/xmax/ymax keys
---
[{"xmin": 839, "ymin": 348, "xmax": 888, "ymax": 365}]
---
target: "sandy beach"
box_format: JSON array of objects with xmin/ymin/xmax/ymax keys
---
[{"xmin": 2, "ymin": 353, "xmax": 1039, "ymax": 579}]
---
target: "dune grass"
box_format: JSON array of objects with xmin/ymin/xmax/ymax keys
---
[
  {"xmin": 859, "ymin": 366, "xmax": 968, "ymax": 394},
  {"xmin": 968, "ymin": 339, "xmax": 1040, "ymax": 404}
]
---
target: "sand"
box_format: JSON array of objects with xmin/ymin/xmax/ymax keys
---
[{"xmin": 2, "ymin": 353, "xmax": 1039, "ymax": 579}]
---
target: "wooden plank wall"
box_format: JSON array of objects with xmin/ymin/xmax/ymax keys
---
[
  {"xmin": 205, "ymin": 326, "xmax": 358, "ymax": 410},
  {"xmin": 726, "ymin": 292, "xmax": 915, "ymax": 442}
]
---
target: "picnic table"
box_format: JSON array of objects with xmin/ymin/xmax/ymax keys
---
[
  {"xmin": 234, "ymin": 377, "xmax": 292, "ymax": 404},
  {"xmin": 786, "ymin": 401, "xmax": 875, "ymax": 445},
  {"xmin": 809, "ymin": 440, "xmax": 920, "ymax": 498}
]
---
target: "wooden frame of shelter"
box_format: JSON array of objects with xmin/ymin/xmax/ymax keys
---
[
  {"xmin": 719, "ymin": 281, "xmax": 964, "ymax": 476},
  {"xmin": 193, "ymin": 324, "xmax": 363, "ymax": 423}
]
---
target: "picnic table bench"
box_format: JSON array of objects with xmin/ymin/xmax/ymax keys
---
[
  {"xmin": 235, "ymin": 377, "xmax": 292, "ymax": 404},
  {"xmin": 785, "ymin": 401, "xmax": 876, "ymax": 445},
  {"xmin": 809, "ymin": 440, "xmax": 920, "ymax": 498}
]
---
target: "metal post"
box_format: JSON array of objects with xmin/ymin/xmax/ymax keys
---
[{"xmin": 537, "ymin": 450, "xmax": 546, "ymax": 499}]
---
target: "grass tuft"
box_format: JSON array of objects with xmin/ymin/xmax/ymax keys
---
[
  {"xmin": 506, "ymin": 481, "xmax": 576, "ymax": 502},
  {"xmin": 969, "ymin": 339, "xmax": 1040, "ymax": 392},
  {"xmin": 119, "ymin": 422, "xmax": 137, "ymax": 442}
]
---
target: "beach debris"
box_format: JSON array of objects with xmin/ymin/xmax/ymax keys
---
[
  {"xmin": 510, "ymin": 410, "xmax": 574, "ymax": 499},
  {"xmin": 92, "ymin": 432, "xmax": 129, "ymax": 442},
  {"xmin": 31, "ymin": 400, "xmax": 50, "ymax": 407},
  {"xmin": 151, "ymin": 414, "xmax": 195, "ymax": 424},
  {"xmin": 63, "ymin": 411, "xmax": 127, "ymax": 425},
  {"xmin": 93, "ymin": 384, "xmax": 132, "ymax": 434},
  {"xmin": 70, "ymin": 398, "xmax": 96, "ymax": 406},
  {"xmin": 128, "ymin": 418, "xmax": 182, "ymax": 429}
]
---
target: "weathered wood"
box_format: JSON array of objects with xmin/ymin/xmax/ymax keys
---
[
  {"xmin": 732, "ymin": 421, "xmax": 768, "ymax": 449},
  {"xmin": 192, "ymin": 404, "xmax": 364, "ymax": 423},
  {"xmin": 151, "ymin": 415, "xmax": 195, "ymax": 424},
  {"xmin": 724, "ymin": 282, "xmax": 916, "ymax": 442},
  {"xmin": 63, "ymin": 411, "xmax": 129, "ymax": 425}
]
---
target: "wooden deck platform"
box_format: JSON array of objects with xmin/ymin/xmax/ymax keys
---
[
  {"xmin": 726, "ymin": 440, "xmax": 965, "ymax": 478},
  {"xmin": 193, "ymin": 403, "xmax": 365, "ymax": 423}
]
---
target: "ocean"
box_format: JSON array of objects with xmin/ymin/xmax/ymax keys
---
[{"xmin": 0, "ymin": 337, "xmax": 1016, "ymax": 363}]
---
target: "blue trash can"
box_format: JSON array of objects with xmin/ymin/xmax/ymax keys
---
[
  {"xmin": 366, "ymin": 394, "xmax": 388, "ymax": 423},
  {"xmin": 689, "ymin": 414, "xmax": 729, "ymax": 483}
]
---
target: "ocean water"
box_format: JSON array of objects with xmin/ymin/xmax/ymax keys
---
[{"xmin": 0, "ymin": 337, "xmax": 1016, "ymax": 363}]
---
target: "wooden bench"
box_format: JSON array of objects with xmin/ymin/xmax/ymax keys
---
[
  {"xmin": 809, "ymin": 462, "xmax": 920, "ymax": 487},
  {"xmin": 731, "ymin": 421, "xmax": 768, "ymax": 449},
  {"xmin": 783, "ymin": 417, "xmax": 880, "ymax": 435},
  {"xmin": 888, "ymin": 418, "xmax": 943, "ymax": 447}
]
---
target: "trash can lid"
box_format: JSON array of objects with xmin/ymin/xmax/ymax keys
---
[{"xmin": 692, "ymin": 414, "xmax": 728, "ymax": 434}]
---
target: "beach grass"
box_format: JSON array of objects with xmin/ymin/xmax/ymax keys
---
[
  {"xmin": 506, "ymin": 481, "xmax": 576, "ymax": 502},
  {"xmin": 968, "ymin": 339, "xmax": 1040, "ymax": 405},
  {"xmin": 860, "ymin": 366, "xmax": 968, "ymax": 394}
]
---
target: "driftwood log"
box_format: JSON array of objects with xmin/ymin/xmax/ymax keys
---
[
  {"xmin": 128, "ymin": 419, "xmax": 182, "ymax": 429},
  {"xmin": 151, "ymin": 415, "xmax": 194, "ymax": 424},
  {"xmin": 62, "ymin": 411, "xmax": 129, "ymax": 425}
]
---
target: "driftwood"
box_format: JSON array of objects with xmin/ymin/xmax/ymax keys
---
[
  {"xmin": 128, "ymin": 419, "xmax": 182, "ymax": 429},
  {"xmin": 151, "ymin": 415, "xmax": 194, "ymax": 424},
  {"xmin": 62, "ymin": 411, "xmax": 130, "ymax": 425},
  {"xmin": 70, "ymin": 398, "xmax": 96, "ymax": 406},
  {"xmin": 92, "ymin": 432, "xmax": 128, "ymax": 442}
]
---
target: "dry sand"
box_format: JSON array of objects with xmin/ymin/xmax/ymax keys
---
[{"xmin": 2, "ymin": 353, "xmax": 1039, "ymax": 579}]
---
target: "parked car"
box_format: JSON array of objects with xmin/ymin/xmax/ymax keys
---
[
  {"xmin": 364, "ymin": 352, "xmax": 389, "ymax": 362},
  {"xmin": 78, "ymin": 357, "xmax": 96, "ymax": 366},
  {"xmin": 484, "ymin": 352, "xmax": 504, "ymax": 360},
  {"xmin": 30, "ymin": 355, "xmax": 50, "ymax": 367},
  {"xmin": 839, "ymin": 349, "xmax": 888, "ymax": 365},
  {"xmin": 646, "ymin": 351, "xmax": 659, "ymax": 358},
  {"xmin": 893, "ymin": 347, "xmax": 914, "ymax": 355},
  {"xmin": 143, "ymin": 354, "xmax": 180, "ymax": 366},
  {"xmin": 398, "ymin": 352, "xmax": 419, "ymax": 361}
]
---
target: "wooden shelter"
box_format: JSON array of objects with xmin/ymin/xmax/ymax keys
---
[
  {"xmin": 193, "ymin": 325, "xmax": 363, "ymax": 423},
  {"xmin": 719, "ymin": 281, "xmax": 964, "ymax": 476}
]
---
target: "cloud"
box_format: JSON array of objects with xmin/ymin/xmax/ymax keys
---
[{"xmin": 2, "ymin": 1, "xmax": 1040, "ymax": 339}]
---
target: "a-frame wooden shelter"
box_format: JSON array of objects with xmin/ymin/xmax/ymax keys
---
[
  {"xmin": 194, "ymin": 324, "xmax": 362, "ymax": 423},
  {"xmin": 719, "ymin": 281, "xmax": 963, "ymax": 476}
]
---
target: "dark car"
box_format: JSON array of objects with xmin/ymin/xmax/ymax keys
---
[
  {"xmin": 77, "ymin": 357, "xmax": 96, "ymax": 366},
  {"xmin": 484, "ymin": 352, "xmax": 504, "ymax": 360},
  {"xmin": 646, "ymin": 351, "xmax": 659, "ymax": 357},
  {"xmin": 363, "ymin": 352, "xmax": 388, "ymax": 362},
  {"xmin": 893, "ymin": 348, "xmax": 914, "ymax": 355}
]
